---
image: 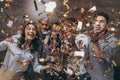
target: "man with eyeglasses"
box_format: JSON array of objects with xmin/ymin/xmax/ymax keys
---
[
  {"xmin": 38, "ymin": 17, "xmax": 61, "ymax": 80},
  {"xmin": 86, "ymin": 12, "xmax": 119, "ymax": 80},
  {"xmin": 38, "ymin": 17, "xmax": 50, "ymax": 39}
]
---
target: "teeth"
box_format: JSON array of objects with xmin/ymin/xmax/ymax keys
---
[{"xmin": 28, "ymin": 34, "xmax": 34, "ymax": 36}]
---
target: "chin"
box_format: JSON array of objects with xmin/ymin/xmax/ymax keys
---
[
  {"xmin": 27, "ymin": 37, "xmax": 35, "ymax": 41},
  {"xmin": 94, "ymin": 30, "xmax": 101, "ymax": 33},
  {"xmin": 96, "ymin": 31, "xmax": 100, "ymax": 33}
]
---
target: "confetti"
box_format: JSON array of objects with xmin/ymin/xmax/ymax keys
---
[
  {"xmin": 77, "ymin": 21, "xmax": 83, "ymax": 30},
  {"xmin": 63, "ymin": 11, "xmax": 70, "ymax": 17},
  {"xmin": 64, "ymin": 3, "xmax": 70, "ymax": 11},
  {"xmin": 7, "ymin": 20, "xmax": 13, "ymax": 27},
  {"xmin": 1, "ymin": 29, "xmax": 5, "ymax": 34},
  {"xmin": 33, "ymin": 0, "xmax": 38, "ymax": 11},
  {"xmin": 108, "ymin": 27, "xmax": 116, "ymax": 32},
  {"xmin": 0, "ymin": 8, "xmax": 4, "ymax": 12},
  {"xmin": 88, "ymin": 5, "xmax": 97, "ymax": 13}
]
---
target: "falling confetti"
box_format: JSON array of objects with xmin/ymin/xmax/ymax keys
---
[
  {"xmin": 104, "ymin": 67, "xmax": 111, "ymax": 76},
  {"xmin": 7, "ymin": 20, "xmax": 13, "ymax": 27},
  {"xmin": 0, "ymin": 8, "xmax": 4, "ymax": 12},
  {"xmin": 63, "ymin": 3, "xmax": 70, "ymax": 11},
  {"xmin": 88, "ymin": 5, "xmax": 97, "ymax": 13},
  {"xmin": 63, "ymin": 11, "xmax": 70, "ymax": 17},
  {"xmin": 33, "ymin": 0, "xmax": 38, "ymax": 11},
  {"xmin": 45, "ymin": 1, "xmax": 56, "ymax": 13},
  {"xmin": 1, "ymin": 29, "xmax": 5, "ymax": 34}
]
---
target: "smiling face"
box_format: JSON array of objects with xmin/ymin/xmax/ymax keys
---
[
  {"xmin": 40, "ymin": 20, "xmax": 49, "ymax": 33},
  {"xmin": 93, "ymin": 15, "xmax": 107, "ymax": 33},
  {"xmin": 38, "ymin": 17, "xmax": 49, "ymax": 34},
  {"xmin": 25, "ymin": 24, "xmax": 37, "ymax": 41}
]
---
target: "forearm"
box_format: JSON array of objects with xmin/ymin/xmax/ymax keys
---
[
  {"xmin": 92, "ymin": 42, "xmax": 104, "ymax": 58},
  {"xmin": 92, "ymin": 41, "xmax": 118, "ymax": 62},
  {"xmin": 33, "ymin": 53, "xmax": 49, "ymax": 73}
]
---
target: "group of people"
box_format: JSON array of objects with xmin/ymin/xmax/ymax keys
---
[{"xmin": 0, "ymin": 12, "xmax": 119, "ymax": 80}]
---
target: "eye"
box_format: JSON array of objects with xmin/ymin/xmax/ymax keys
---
[
  {"xmin": 41, "ymin": 23, "xmax": 48, "ymax": 26},
  {"xmin": 99, "ymin": 20, "xmax": 106, "ymax": 23},
  {"xmin": 32, "ymin": 28, "xmax": 37, "ymax": 31},
  {"xmin": 26, "ymin": 27, "xmax": 31, "ymax": 30}
]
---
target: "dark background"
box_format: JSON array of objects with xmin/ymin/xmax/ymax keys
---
[
  {"xmin": 0, "ymin": 0, "xmax": 120, "ymax": 40},
  {"xmin": 0, "ymin": 0, "xmax": 120, "ymax": 78}
]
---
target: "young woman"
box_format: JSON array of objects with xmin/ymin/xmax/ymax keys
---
[{"xmin": 0, "ymin": 22, "xmax": 48, "ymax": 80}]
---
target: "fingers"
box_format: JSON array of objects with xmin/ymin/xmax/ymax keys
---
[
  {"xmin": 5, "ymin": 37, "xmax": 14, "ymax": 42},
  {"xmin": 41, "ymin": 65, "xmax": 50, "ymax": 70},
  {"xmin": 89, "ymin": 33, "xmax": 99, "ymax": 42}
]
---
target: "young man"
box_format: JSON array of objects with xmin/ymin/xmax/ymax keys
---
[{"xmin": 86, "ymin": 12, "xmax": 119, "ymax": 80}]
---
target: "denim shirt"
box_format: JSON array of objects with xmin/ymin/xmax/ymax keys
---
[
  {"xmin": 87, "ymin": 31, "xmax": 118, "ymax": 80},
  {"xmin": 0, "ymin": 40, "xmax": 42, "ymax": 73}
]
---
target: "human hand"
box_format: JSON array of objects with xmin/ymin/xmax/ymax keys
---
[
  {"xmin": 89, "ymin": 31, "xmax": 105, "ymax": 43},
  {"xmin": 41, "ymin": 65, "xmax": 50, "ymax": 70},
  {"xmin": 89, "ymin": 33, "xmax": 99, "ymax": 42},
  {"xmin": 5, "ymin": 37, "xmax": 14, "ymax": 42}
]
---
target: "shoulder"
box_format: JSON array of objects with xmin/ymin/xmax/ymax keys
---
[{"xmin": 106, "ymin": 31, "xmax": 118, "ymax": 42}]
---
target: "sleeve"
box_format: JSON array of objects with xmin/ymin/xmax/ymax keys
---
[
  {"xmin": 0, "ymin": 40, "xmax": 9, "ymax": 51},
  {"xmin": 37, "ymin": 42, "xmax": 44, "ymax": 57},
  {"xmin": 103, "ymin": 37, "xmax": 118, "ymax": 62},
  {"xmin": 33, "ymin": 53, "xmax": 42, "ymax": 73},
  {"xmin": 12, "ymin": 34, "xmax": 21, "ymax": 43}
]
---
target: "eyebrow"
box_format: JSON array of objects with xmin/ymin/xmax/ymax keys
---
[
  {"xmin": 26, "ymin": 25, "xmax": 36, "ymax": 29},
  {"xmin": 41, "ymin": 23, "xmax": 48, "ymax": 25},
  {"xmin": 94, "ymin": 19, "xmax": 106, "ymax": 22}
]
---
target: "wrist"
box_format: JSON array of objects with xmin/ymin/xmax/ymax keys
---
[{"xmin": 91, "ymin": 39, "xmax": 99, "ymax": 43}]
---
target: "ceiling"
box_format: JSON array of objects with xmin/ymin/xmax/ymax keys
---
[{"xmin": 0, "ymin": 0, "xmax": 120, "ymax": 40}]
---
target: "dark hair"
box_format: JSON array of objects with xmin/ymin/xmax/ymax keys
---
[
  {"xmin": 94, "ymin": 12, "xmax": 109, "ymax": 23},
  {"xmin": 18, "ymin": 22, "xmax": 41, "ymax": 53},
  {"xmin": 67, "ymin": 18, "xmax": 77, "ymax": 22}
]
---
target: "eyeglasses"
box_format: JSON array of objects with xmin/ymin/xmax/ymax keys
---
[{"xmin": 41, "ymin": 23, "xmax": 48, "ymax": 26}]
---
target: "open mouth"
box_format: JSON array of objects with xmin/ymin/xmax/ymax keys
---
[
  {"xmin": 27, "ymin": 33, "xmax": 35, "ymax": 38},
  {"xmin": 28, "ymin": 33, "xmax": 34, "ymax": 36}
]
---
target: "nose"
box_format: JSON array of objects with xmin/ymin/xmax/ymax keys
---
[{"xmin": 42, "ymin": 25, "xmax": 46, "ymax": 29}]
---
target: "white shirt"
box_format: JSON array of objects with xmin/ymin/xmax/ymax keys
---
[{"xmin": 0, "ymin": 40, "xmax": 42, "ymax": 73}]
